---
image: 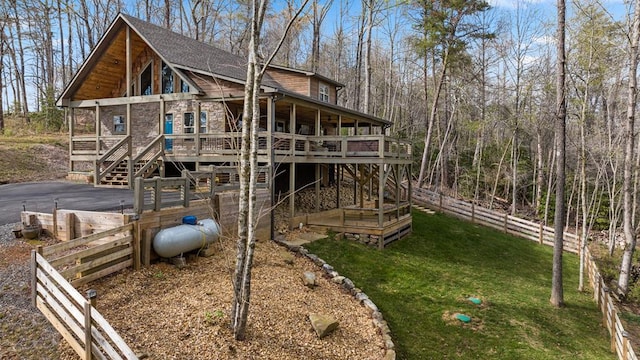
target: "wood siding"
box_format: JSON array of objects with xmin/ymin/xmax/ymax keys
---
[{"xmin": 266, "ymin": 68, "xmax": 310, "ymax": 96}]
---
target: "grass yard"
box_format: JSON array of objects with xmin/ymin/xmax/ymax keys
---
[{"xmin": 305, "ymin": 210, "xmax": 615, "ymax": 359}]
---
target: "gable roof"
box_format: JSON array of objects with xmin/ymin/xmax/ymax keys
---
[
  {"xmin": 58, "ymin": 13, "xmax": 283, "ymax": 103},
  {"xmin": 118, "ymin": 14, "xmax": 281, "ymax": 88}
]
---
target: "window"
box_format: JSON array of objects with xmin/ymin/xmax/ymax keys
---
[
  {"xmin": 184, "ymin": 112, "xmax": 195, "ymax": 133},
  {"xmin": 181, "ymin": 79, "xmax": 190, "ymax": 93},
  {"xmin": 140, "ymin": 63, "xmax": 152, "ymax": 96},
  {"xmin": 162, "ymin": 62, "xmax": 173, "ymax": 94},
  {"xmin": 113, "ymin": 116, "xmax": 126, "ymax": 134},
  {"xmin": 200, "ymin": 111, "xmax": 207, "ymax": 133},
  {"xmin": 319, "ymin": 83, "xmax": 329, "ymax": 102},
  {"xmin": 276, "ymin": 121, "xmax": 285, "ymax": 132}
]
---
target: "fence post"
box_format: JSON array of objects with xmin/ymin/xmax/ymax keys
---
[
  {"xmin": 133, "ymin": 177, "xmax": 144, "ymax": 214},
  {"xmin": 30, "ymin": 250, "xmax": 38, "ymax": 308},
  {"xmin": 84, "ymin": 300, "xmax": 92, "ymax": 360},
  {"xmin": 622, "ymin": 331, "xmax": 629, "ymax": 360},
  {"xmin": 471, "ymin": 203, "xmax": 475, "ymax": 223},
  {"xmin": 439, "ymin": 193, "xmax": 443, "ymax": 211},
  {"xmin": 539, "ymin": 223, "xmax": 544, "ymax": 245},
  {"xmin": 503, "ymin": 214, "xmax": 508, "ymax": 233},
  {"xmin": 610, "ymin": 305, "xmax": 616, "ymax": 352},
  {"xmin": 154, "ymin": 177, "xmax": 162, "ymax": 211},
  {"xmin": 183, "ymin": 177, "xmax": 190, "ymax": 208}
]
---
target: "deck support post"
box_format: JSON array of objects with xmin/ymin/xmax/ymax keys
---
[
  {"xmin": 290, "ymin": 163, "xmax": 295, "ymax": 220},
  {"xmin": 378, "ymin": 164, "xmax": 385, "ymax": 249},
  {"xmin": 315, "ymin": 163, "xmax": 321, "ymax": 212}
]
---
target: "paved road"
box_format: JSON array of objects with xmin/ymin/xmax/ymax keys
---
[{"xmin": 0, "ymin": 181, "xmax": 134, "ymax": 225}]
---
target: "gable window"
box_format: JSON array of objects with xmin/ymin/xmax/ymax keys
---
[
  {"xmin": 200, "ymin": 111, "xmax": 207, "ymax": 133},
  {"xmin": 113, "ymin": 115, "xmax": 126, "ymax": 134},
  {"xmin": 140, "ymin": 62, "xmax": 152, "ymax": 96},
  {"xmin": 319, "ymin": 83, "xmax": 329, "ymax": 102},
  {"xmin": 162, "ymin": 62, "xmax": 173, "ymax": 94},
  {"xmin": 184, "ymin": 112, "xmax": 195, "ymax": 133},
  {"xmin": 181, "ymin": 79, "xmax": 190, "ymax": 93}
]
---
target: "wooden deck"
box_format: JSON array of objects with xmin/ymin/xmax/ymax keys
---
[{"xmin": 296, "ymin": 203, "xmax": 412, "ymax": 248}]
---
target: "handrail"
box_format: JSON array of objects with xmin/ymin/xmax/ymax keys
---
[
  {"xmin": 133, "ymin": 135, "xmax": 164, "ymax": 179},
  {"xmin": 95, "ymin": 135, "xmax": 131, "ymax": 185}
]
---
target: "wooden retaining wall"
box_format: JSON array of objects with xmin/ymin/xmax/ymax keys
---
[
  {"xmin": 413, "ymin": 187, "xmax": 637, "ymax": 360},
  {"xmin": 22, "ymin": 210, "xmax": 128, "ymax": 241}
]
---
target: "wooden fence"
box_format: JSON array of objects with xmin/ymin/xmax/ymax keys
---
[
  {"xmin": 413, "ymin": 187, "xmax": 637, "ymax": 360},
  {"xmin": 412, "ymin": 188, "xmax": 580, "ymax": 253},
  {"xmin": 31, "ymin": 224, "xmax": 138, "ymax": 359}
]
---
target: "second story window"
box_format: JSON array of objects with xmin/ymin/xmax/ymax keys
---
[
  {"xmin": 181, "ymin": 79, "xmax": 190, "ymax": 93},
  {"xmin": 162, "ymin": 62, "xmax": 173, "ymax": 94},
  {"xmin": 140, "ymin": 62, "xmax": 152, "ymax": 96},
  {"xmin": 184, "ymin": 112, "xmax": 195, "ymax": 133},
  {"xmin": 319, "ymin": 83, "xmax": 329, "ymax": 102}
]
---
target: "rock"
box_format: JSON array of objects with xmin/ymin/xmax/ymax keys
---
[
  {"xmin": 383, "ymin": 334, "xmax": 395, "ymax": 349},
  {"xmin": 302, "ymin": 272, "xmax": 317, "ymax": 287},
  {"xmin": 281, "ymin": 251, "xmax": 295, "ymax": 265},
  {"xmin": 355, "ymin": 292, "xmax": 369, "ymax": 302},
  {"xmin": 331, "ymin": 275, "xmax": 345, "ymax": 284},
  {"xmin": 342, "ymin": 278, "xmax": 355, "ymax": 290},
  {"xmin": 327, "ymin": 270, "xmax": 339, "ymax": 278},
  {"xmin": 314, "ymin": 257, "xmax": 326, "ymax": 267},
  {"xmin": 363, "ymin": 299, "xmax": 378, "ymax": 312},
  {"xmin": 321, "ymin": 263, "xmax": 334, "ymax": 273},
  {"xmin": 308, "ymin": 314, "xmax": 339, "ymax": 338},
  {"xmin": 384, "ymin": 349, "xmax": 396, "ymax": 360}
]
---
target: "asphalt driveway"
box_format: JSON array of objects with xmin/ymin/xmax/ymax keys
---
[{"xmin": 0, "ymin": 181, "xmax": 134, "ymax": 225}]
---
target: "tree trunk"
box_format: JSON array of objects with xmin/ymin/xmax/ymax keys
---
[
  {"xmin": 550, "ymin": 0, "xmax": 566, "ymax": 308},
  {"xmin": 618, "ymin": 0, "xmax": 640, "ymax": 295}
]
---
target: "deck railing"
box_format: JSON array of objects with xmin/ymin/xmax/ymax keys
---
[
  {"xmin": 162, "ymin": 132, "xmax": 412, "ymax": 160},
  {"xmin": 95, "ymin": 135, "xmax": 131, "ymax": 185}
]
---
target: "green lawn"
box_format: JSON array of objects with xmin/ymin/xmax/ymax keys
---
[{"xmin": 305, "ymin": 210, "xmax": 615, "ymax": 359}]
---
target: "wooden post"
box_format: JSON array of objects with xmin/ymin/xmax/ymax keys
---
[
  {"xmin": 134, "ymin": 177, "xmax": 145, "ymax": 214},
  {"xmin": 65, "ymin": 213, "xmax": 75, "ymax": 241},
  {"xmin": 503, "ymin": 214, "xmax": 508, "ymax": 233},
  {"xmin": 52, "ymin": 208, "xmax": 58, "ymax": 239},
  {"xmin": 154, "ymin": 177, "xmax": 162, "ymax": 211},
  {"xmin": 610, "ymin": 306, "xmax": 616, "ymax": 352},
  {"xmin": 439, "ymin": 193, "xmax": 443, "ymax": 211},
  {"xmin": 622, "ymin": 332, "xmax": 629, "ymax": 360},
  {"xmin": 471, "ymin": 203, "xmax": 475, "ymax": 223},
  {"xmin": 182, "ymin": 177, "xmax": 190, "ymax": 208},
  {"xmin": 289, "ymin": 163, "xmax": 295, "ymax": 219},
  {"xmin": 30, "ymin": 250, "xmax": 38, "ymax": 308},
  {"xmin": 539, "ymin": 223, "xmax": 544, "ymax": 245},
  {"xmin": 84, "ymin": 301, "xmax": 92, "ymax": 360}
]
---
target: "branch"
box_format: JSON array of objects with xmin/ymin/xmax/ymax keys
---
[{"xmin": 259, "ymin": 0, "xmax": 310, "ymax": 77}]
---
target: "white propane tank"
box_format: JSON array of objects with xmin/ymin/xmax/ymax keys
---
[{"xmin": 153, "ymin": 218, "xmax": 220, "ymax": 258}]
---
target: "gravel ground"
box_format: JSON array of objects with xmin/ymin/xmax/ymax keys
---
[
  {"xmin": 1, "ymin": 220, "xmax": 387, "ymax": 359},
  {"xmin": 0, "ymin": 222, "xmax": 61, "ymax": 359}
]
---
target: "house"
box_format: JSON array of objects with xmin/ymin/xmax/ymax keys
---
[{"xmin": 57, "ymin": 13, "xmax": 413, "ymax": 245}]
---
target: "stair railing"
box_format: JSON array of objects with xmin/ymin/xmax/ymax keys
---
[
  {"xmin": 94, "ymin": 136, "xmax": 131, "ymax": 186},
  {"xmin": 132, "ymin": 135, "xmax": 165, "ymax": 183}
]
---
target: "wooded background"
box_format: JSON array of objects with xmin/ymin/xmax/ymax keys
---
[{"xmin": 0, "ymin": 0, "xmax": 635, "ymax": 245}]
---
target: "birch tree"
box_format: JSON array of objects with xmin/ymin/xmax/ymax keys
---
[
  {"xmin": 618, "ymin": 0, "xmax": 640, "ymax": 296},
  {"xmin": 550, "ymin": 0, "xmax": 566, "ymax": 308},
  {"xmin": 231, "ymin": 0, "xmax": 309, "ymax": 340}
]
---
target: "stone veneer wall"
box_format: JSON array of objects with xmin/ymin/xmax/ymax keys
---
[{"xmin": 165, "ymin": 100, "xmax": 226, "ymax": 134}]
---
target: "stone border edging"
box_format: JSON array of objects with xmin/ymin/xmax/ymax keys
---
[{"xmin": 274, "ymin": 239, "xmax": 396, "ymax": 360}]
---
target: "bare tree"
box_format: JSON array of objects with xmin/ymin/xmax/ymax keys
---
[
  {"xmin": 618, "ymin": 0, "xmax": 640, "ymax": 296},
  {"xmin": 550, "ymin": 0, "xmax": 566, "ymax": 308},
  {"xmin": 231, "ymin": 0, "xmax": 309, "ymax": 340}
]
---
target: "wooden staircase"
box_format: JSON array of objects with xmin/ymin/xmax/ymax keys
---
[
  {"xmin": 96, "ymin": 135, "xmax": 165, "ymax": 188},
  {"xmin": 99, "ymin": 159, "xmax": 161, "ymax": 187}
]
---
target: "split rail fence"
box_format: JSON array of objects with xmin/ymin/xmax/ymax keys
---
[
  {"xmin": 31, "ymin": 224, "xmax": 138, "ymax": 359},
  {"xmin": 413, "ymin": 187, "xmax": 637, "ymax": 360}
]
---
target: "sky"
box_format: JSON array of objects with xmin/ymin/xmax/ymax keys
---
[{"xmin": 489, "ymin": 0, "xmax": 628, "ymax": 21}]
